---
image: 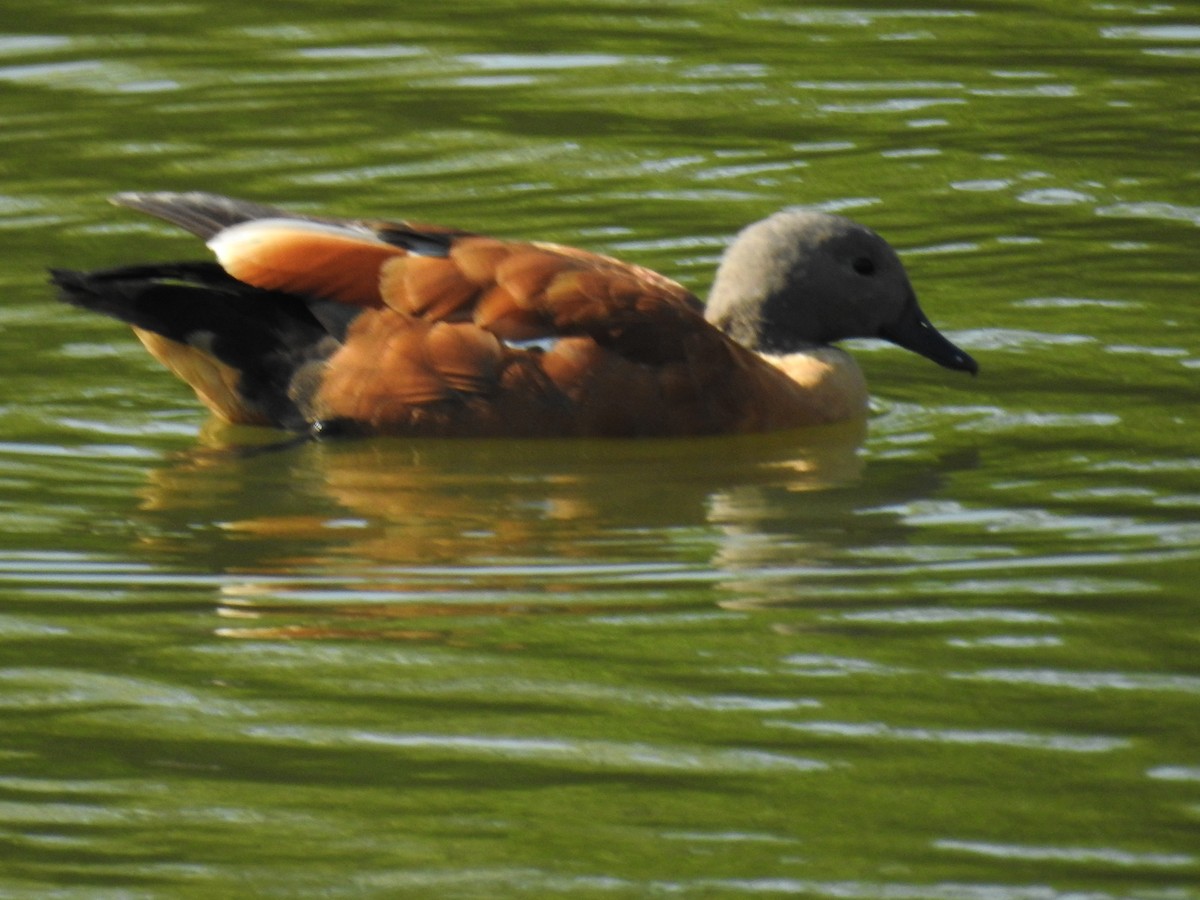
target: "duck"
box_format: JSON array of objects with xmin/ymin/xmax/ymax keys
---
[{"xmin": 51, "ymin": 192, "xmax": 977, "ymax": 438}]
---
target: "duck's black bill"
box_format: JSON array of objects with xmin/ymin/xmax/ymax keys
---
[{"xmin": 880, "ymin": 297, "xmax": 978, "ymax": 375}]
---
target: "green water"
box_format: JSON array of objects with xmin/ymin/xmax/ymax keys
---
[{"xmin": 2, "ymin": 1, "xmax": 1198, "ymax": 897}]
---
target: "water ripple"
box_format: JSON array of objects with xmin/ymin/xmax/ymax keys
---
[
  {"xmin": 954, "ymin": 668, "xmax": 1200, "ymax": 695},
  {"xmin": 766, "ymin": 720, "xmax": 1128, "ymax": 753},
  {"xmin": 935, "ymin": 839, "xmax": 1195, "ymax": 869},
  {"xmin": 781, "ymin": 654, "xmax": 901, "ymax": 677},
  {"xmin": 1097, "ymin": 201, "xmax": 1200, "ymax": 227},
  {"xmin": 747, "ymin": 9, "xmax": 978, "ymax": 26},
  {"xmin": 834, "ymin": 607, "xmax": 1058, "ymax": 625},
  {"xmin": 669, "ymin": 879, "xmax": 1176, "ymax": 899},
  {"xmin": 1147, "ymin": 766, "xmax": 1200, "ymax": 782},
  {"xmin": 248, "ymin": 726, "xmax": 828, "ymax": 774}
]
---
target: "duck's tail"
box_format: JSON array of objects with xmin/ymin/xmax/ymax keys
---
[{"xmin": 50, "ymin": 262, "xmax": 345, "ymax": 430}]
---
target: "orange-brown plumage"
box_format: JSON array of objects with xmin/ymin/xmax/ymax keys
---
[
  {"xmin": 51, "ymin": 192, "xmax": 977, "ymax": 438},
  {"xmin": 213, "ymin": 221, "xmax": 403, "ymax": 307}
]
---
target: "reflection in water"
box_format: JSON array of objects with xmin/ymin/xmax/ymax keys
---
[
  {"xmin": 711, "ymin": 447, "xmax": 982, "ymax": 609},
  {"xmin": 144, "ymin": 416, "xmax": 870, "ymax": 552},
  {"xmin": 134, "ymin": 418, "xmax": 876, "ymax": 638}
]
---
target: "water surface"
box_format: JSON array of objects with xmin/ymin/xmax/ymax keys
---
[{"xmin": 1, "ymin": 1, "xmax": 1198, "ymax": 897}]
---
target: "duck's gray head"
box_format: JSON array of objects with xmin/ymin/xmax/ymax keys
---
[{"xmin": 705, "ymin": 210, "xmax": 977, "ymax": 374}]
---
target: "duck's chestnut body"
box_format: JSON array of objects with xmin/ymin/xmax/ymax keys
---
[{"xmin": 52, "ymin": 192, "xmax": 976, "ymax": 437}]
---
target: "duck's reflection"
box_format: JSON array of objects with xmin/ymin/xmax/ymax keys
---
[{"xmin": 135, "ymin": 418, "xmax": 885, "ymax": 638}]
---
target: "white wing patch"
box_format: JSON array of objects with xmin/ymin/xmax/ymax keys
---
[
  {"xmin": 502, "ymin": 335, "xmax": 562, "ymax": 353},
  {"xmin": 206, "ymin": 218, "xmax": 388, "ymax": 269}
]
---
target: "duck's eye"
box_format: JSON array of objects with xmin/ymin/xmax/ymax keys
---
[{"xmin": 852, "ymin": 256, "xmax": 876, "ymax": 276}]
